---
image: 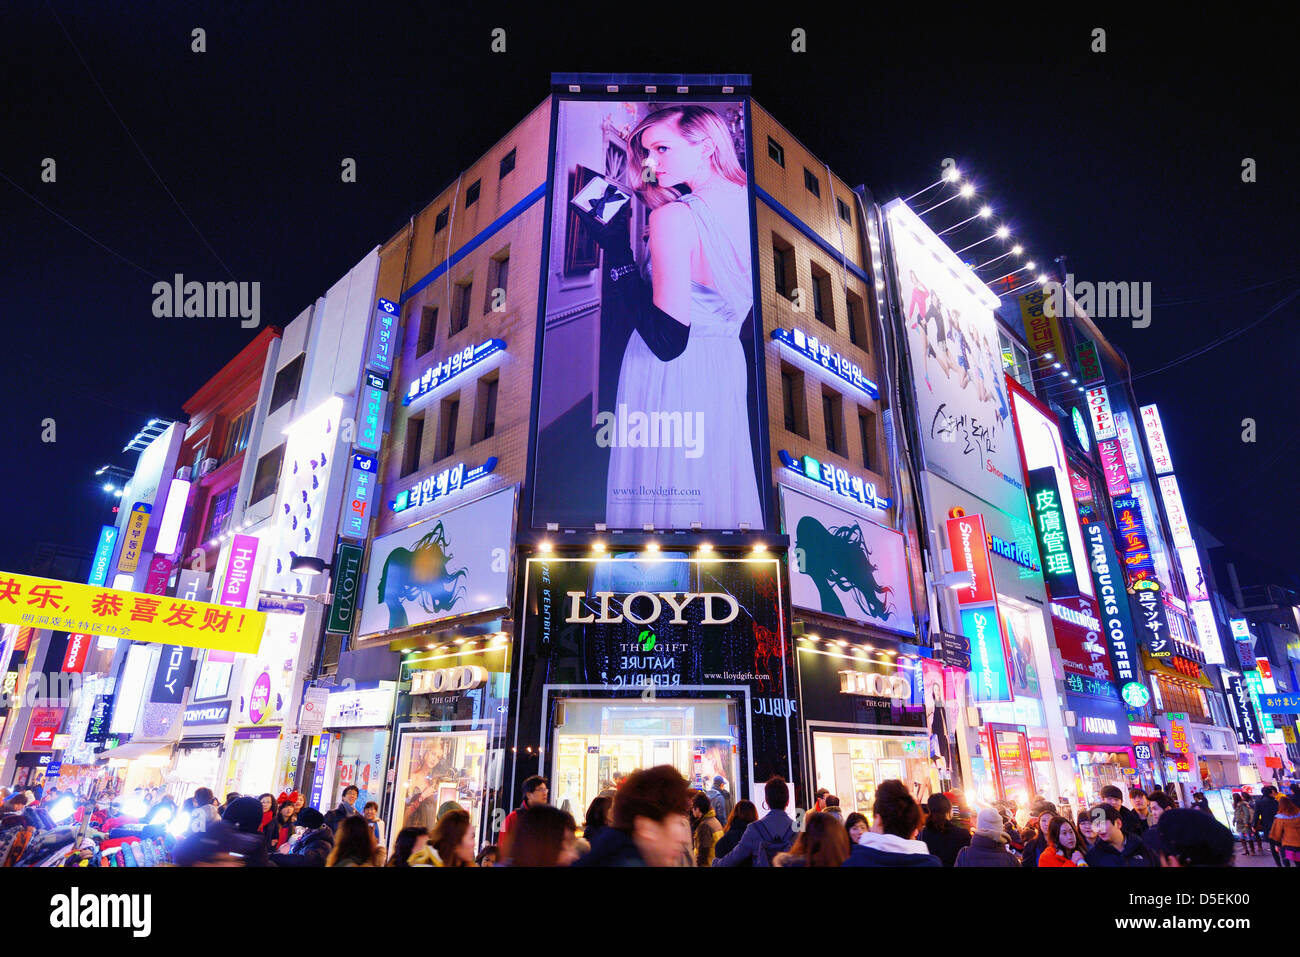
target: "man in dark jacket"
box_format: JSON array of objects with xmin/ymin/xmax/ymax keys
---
[
  {"xmin": 173, "ymin": 796, "xmax": 270, "ymax": 867},
  {"xmin": 953, "ymin": 808, "xmax": 1019, "ymax": 866},
  {"xmin": 325, "ymin": 785, "xmax": 360, "ymax": 831},
  {"xmin": 705, "ymin": 776, "xmax": 733, "ymax": 825},
  {"xmin": 500, "ymin": 775, "xmax": 549, "ymax": 859},
  {"xmin": 1101, "ymin": 784, "xmax": 1146, "ymax": 839},
  {"xmin": 1085, "ymin": 803, "xmax": 1149, "ymax": 867},
  {"xmin": 845, "ymin": 780, "xmax": 941, "ymax": 867},
  {"xmin": 1253, "ymin": 786, "xmax": 1281, "ymax": 866},
  {"xmin": 1020, "ymin": 803, "xmax": 1057, "ymax": 868},
  {"xmin": 712, "ymin": 777, "xmax": 795, "ymax": 867},
  {"xmin": 573, "ymin": 766, "xmax": 692, "ymax": 867},
  {"xmin": 270, "ymin": 807, "xmax": 334, "ymax": 867}
]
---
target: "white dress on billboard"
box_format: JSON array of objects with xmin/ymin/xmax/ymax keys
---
[{"xmin": 605, "ymin": 192, "xmax": 763, "ymax": 529}]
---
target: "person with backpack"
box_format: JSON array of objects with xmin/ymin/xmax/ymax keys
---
[
  {"xmin": 711, "ymin": 777, "xmax": 795, "ymax": 867},
  {"xmin": 705, "ymin": 775, "xmax": 733, "ymax": 825},
  {"xmin": 844, "ymin": 779, "xmax": 941, "ymax": 867},
  {"xmin": 712, "ymin": 800, "xmax": 757, "ymax": 861}
]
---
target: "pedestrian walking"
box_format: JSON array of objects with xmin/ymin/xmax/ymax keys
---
[
  {"xmin": 1100, "ymin": 785, "xmax": 1146, "ymax": 838},
  {"xmin": 386, "ymin": 826, "xmax": 429, "ymax": 867},
  {"xmin": 476, "ymin": 845, "xmax": 500, "ymax": 866},
  {"xmin": 1020, "ymin": 804, "xmax": 1057, "ymax": 868},
  {"xmin": 712, "ymin": 799, "xmax": 757, "ymax": 861},
  {"xmin": 363, "ymin": 801, "xmax": 386, "ymax": 846},
  {"xmin": 1147, "ymin": 790, "xmax": 1174, "ymax": 826},
  {"xmin": 1232, "ymin": 792, "xmax": 1258, "ymax": 855},
  {"xmin": 1267, "ymin": 795, "xmax": 1300, "ymax": 867},
  {"xmin": 774, "ymin": 810, "xmax": 850, "ymax": 867},
  {"xmin": 822, "ymin": 795, "xmax": 843, "ymax": 823},
  {"xmin": 264, "ymin": 795, "xmax": 297, "ymax": 852},
  {"xmin": 270, "ymin": 807, "xmax": 334, "ymax": 867},
  {"xmin": 1151, "ymin": 808, "xmax": 1236, "ymax": 867},
  {"xmin": 509, "ymin": 805, "xmax": 580, "ymax": 866},
  {"xmin": 920, "ymin": 793, "xmax": 970, "ymax": 867},
  {"xmin": 1037, "ymin": 816, "xmax": 1088, "ymax": 867},
  {"xmin": 1254, "ymin": 786, "xmax": 1282, "ymax": 866},
  {"xmin": 1084, "ymin": 804, "xmax": 1149, "ymax": 867},
  {"xmin": 954, "ymin": 808, "xmax": 1019, "ymax": 867},
  {"xmin": 582, "ymin": 795, "xmax": 612, "ymax": 849},
  {"xmin": 573, "ymin": 765, "xmax": 693, "ymax": 867},
  {"xmin": 326, "ymin": 784, "xmax": 361, "ymax": 831},
  {"xmin": 690, "ymin": 791, "xmax": 723, "ymax": 867},
  {"xmin": 410, "ymin": 808, "xmax": 476, "ymax": 866},
  {"xmin": 173, "ymin": 796, "xmax": 270, "ymax": 867},
  {"xmin": 844, "ymin": 779, "xmax": 941, "ymax": 867},
  {"xmin": 705, "ymin": 775, "xmax": 733, "ymax": 824},
  {"xmin": 327, "ymin": 815, "xmax": 386, "ymax": 866},
  {"xmin": 499, "ymin": 774, "xmax": 549, "ymax": 858},
  {"xmin": 711, "ymin": 777, "xmax": 795, "ymax": 867}
]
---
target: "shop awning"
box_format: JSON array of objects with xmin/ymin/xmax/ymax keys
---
[
  {"xmin": 1140, "ymin": 651, "xmax": 1213, "ymax": 689},
  {"xmin": 98, "ymin": 741, "xmax": 173, "ymax": 763}
]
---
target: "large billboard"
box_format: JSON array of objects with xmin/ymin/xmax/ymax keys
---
[
  {"xmin": 885, "ymin": 200, "xmax": 1025, "ymax": 518},
  {"xmin": 357, "ymin": 486, "xmax": 516, "ymax": 639},
  {"xmin": 530, "ymin": 95, "xmax": 767, "ymax": 531},
  {"xmin": 780, "ymin": 485, "xmax": 915, "ymax": 635}
]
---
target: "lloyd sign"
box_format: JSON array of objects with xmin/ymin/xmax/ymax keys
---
[
  {"xmin": 409, "ymin": 666, "xmax": 487, "ymax": 695},
  {"xmin": 565, "ymin": 592, "xmax": 739, "ymax": 626},
  {"xmin": 839, "ymin": 670, "xmax": 910, "ymax": 700}
]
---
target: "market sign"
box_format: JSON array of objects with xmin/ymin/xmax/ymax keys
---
[
  {"xmin": 1139, "ymin": 404, "xmax": 1174, "ymax": 475},
  {"xmin": 1129, "ymin": 580, "xmax": 1171, "ymax": 657},
  {"xmin": 1098, "ymin": 440, "xmax": 1132, "ymax": 497},
  {"xmin": 117, "ymin": 502, "xmax": 152, "ymax": 574},
  {"xmin": 779, "ymin": 451, "xmax": 891, "ymax": 513},
  {"xmin": 149, "ymin": 644, "xmax": 193, "ymax": 704},
  {"xmin": 1075, "ymin": 340, "xmax": 1104, "ymax": 384},
  {"xmin": 0, "ymin": 571, "xmax": 267, "ymax": 654},
  {"xmin": 1129, "ymin": 722, "xmax": 1161, "ymax": 740},
  {"xmin": 1067, "ymin": 692, "xmax": 1133, "ymax": 747},
  {"xmin": 1167, "ymin": 719, "xmax": 1188, "ymax": 754},
  {"xmin": 325, "ymin": 542, "xmax": 364, "ymax": 635},
  {"xmin": 1112, "ymin": 494, "xmax": 1156, "ymax": 582},
  {"xmin": 85, "ymin": 694, "xmax": 114, "ymax": 743},
  {"xmin": 324, "ymin": 683, "xmax": 395, "ymax": 728},
  {"xmin": 1086, "ymin": 386, "xmax": 1117, "ymax": 441},
  {"xmin": 1027, "ymin": 467, "xmax": 1080, "ymax": 598},
  {"xmin": 405, "ymin": 338, "xmax": 507, "ymax": 405},
  {"xmin": 770, "ymin": 328, "xmax": 879, "ymax": 399}
]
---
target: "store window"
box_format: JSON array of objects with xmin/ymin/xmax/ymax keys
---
[
  {"xmin": 811, "ymin": 731, "xmax": 930, "ymax": 817},
  {"xmin": 393, "ymin": 731, "xmax": 490, "ymax": 842},
  {"xmin": 552, "ymin": 698, "xmax": 739, "ymax": 822}
]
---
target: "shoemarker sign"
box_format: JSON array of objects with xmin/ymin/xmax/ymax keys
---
[{"xmin": 0, "ymin": 571, "xmax": 266, "ymax": 654}]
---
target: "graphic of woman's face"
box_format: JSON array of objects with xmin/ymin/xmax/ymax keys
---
[{"xmin": 640, "ymin": 120, "xmax": 712, "ymax": 189}]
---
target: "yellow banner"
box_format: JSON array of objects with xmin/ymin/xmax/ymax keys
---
[
  {"xmin": 118, "ymin": 503, "xmax": 152, "ymax": 574},
  {"xmin": 1283, "ymin": 726, "xmax": 1297, "ymax": 745},
  {"xmin": 0, "ymin": 571, "xmax": 265, "ymax": 655},
  {"xmin": 1018, "ymin": 290, "xmax": 1068, "ymax": 362}
]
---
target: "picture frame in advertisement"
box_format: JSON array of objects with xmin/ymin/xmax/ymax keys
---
[
  {"xmin": 781, "ymin": 485, "xmax": 915, "ymax": 635},
  {"xmin": 357, "ymin": 486, "xmax": 516, "ymax": 639},
  {"xmin": 529, "ymin": 95, "xmax": 770, "ymax": 532},
  {"xmin": 885, "ymin": 200, "xmax": 1026, "ymax": 521}
]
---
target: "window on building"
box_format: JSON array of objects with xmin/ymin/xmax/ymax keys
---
[
  {"xmin": 417, "ymin": 305, "xmax": 439, "ymax": 356},
  {"xmin": 499, "ymin": 148, "xmax": 516, "ymax": 179},
  {"xmin": 218, "ymin": 407, "xmax": 254, "ymax": 464},
  {"xmin": 822, "ymin": 389, "xmax": 844, "ymax": 456},
  {"xmin": 486, "ymin": 250, "xmax": 510, "ymax": 314},
  {"xmin": 811, "ymin": 264, "xmax": 833, "ymax": 329},
  {"xmin": 268, "ymin": 354, "xmax": 304, "ymax": 414},
  {"xmin": 836, "ymin": 197, "xmax": 852, "ymax": 223},
  {"xmin": 450, "ymin": 280, "xmax": 472, "ymax": 334},
  {"xmin": 803, "ymin": 168, "xmax": 820, "ymax": 197},
  {"xmin": 249, "ymin": 443, "xmax": 285, "ymax": 506},
  {"xmin": 846, "ymin": 291, "xmax": 869, "ymax": 350},
  {"xmin": 772, "ymin": 236, "xmax": 794, "ymax": 299},
  {"xmin": 477, "ymin": 376, "xmax": 499, "ymax": 441},
  {"xmin": 767, "ymin": 136, "xmax": 785, "ymax": 167},
  {"xmin": 401, "ymin": 414, "xmax": 425, "ymax": 477},
  {"xmin": 440, "ymin": 396, "xmax": 460, "ymax": 460},
  {"xmin": 858, "ymin": 408, "xmax": 877, "ymax": 472},
  {"xmin": 203, "ymin": 486, "xmax": 239, "ymax": 541},
  {"xmin": 434, "ymin": 207, "xmax": 449, "ymax": 233},
  {"xmin": 465, "ymin": 179, "xmax": 481, "ymax": 208},
  {"xmin": 781, "ymin": 364, "xmax": 807, "ymax": 438},
  {"xmin": 998, "ymin": 330, "xmax": 1034, "ymax": 392}
]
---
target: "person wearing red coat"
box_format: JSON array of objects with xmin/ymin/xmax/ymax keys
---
[{"xmin": 1038, "ymin": 815, "xmax": 1089, "ymax": 867}]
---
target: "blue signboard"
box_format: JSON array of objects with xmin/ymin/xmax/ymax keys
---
[
  {"xmin": 404, "ymin": 338, "xmax": 506, "ymax": 406},
  {"xmin": 391, "ymin": 457, "xmax": 498, "ymax": 513},
  {"xmin": 779, "ymin": 450, "xmax": 891, "ymax": 511},
  {"xmin": 961, "ymin": 606, "xmax": 1012, "ymax": 703},
  {"xmin": 340, "ymin": 452, "xmax": 379, "ymax": 540},
  {"xmin": 1258, "ymin": 693, "xmax": 1300, "ymax": 714},
  {"xmin": 366, "ymin": 299, "xmax": 399, "ymax": 375},
  {"xmin": 770, "ymin": 328, "xmax": 880, "ymax": 399},
  {"xmin": 356, "ymin": 371, "xmax": 388, "ymax": 454},
  {"xmin": 309, "ymin": 733, "xmax": 332, "ymax": 809},
  {"xmin": 89, "ymin": 525, "xmax": 119, "ymax": 586}
]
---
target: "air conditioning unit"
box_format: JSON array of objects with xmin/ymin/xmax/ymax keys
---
[
  {"xmin": 197, "ymin": 457, "xmax": 219, "ymax": 477},
  {"xmin": 175, "ymin": 466, "xmax": 193, "ymax": 482}
]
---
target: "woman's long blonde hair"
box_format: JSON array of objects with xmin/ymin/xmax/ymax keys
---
[{"xmin": 625, "ymin": 105, "xmax": 745, "ymax": 209}]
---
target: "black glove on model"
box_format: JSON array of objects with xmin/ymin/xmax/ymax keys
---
[{"xmin": 590, "ymin": 202, "xmax": 690, "ymax": 362}]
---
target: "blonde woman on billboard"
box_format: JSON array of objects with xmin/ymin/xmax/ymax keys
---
[{"xmin": 599, "ymin": 105, "xmax": 762, "ymax": 529}]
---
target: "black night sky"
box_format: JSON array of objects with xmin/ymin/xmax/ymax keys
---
[{"xmin": 3, "ymin": 4, "xmax": 1295, "ymax": 586}]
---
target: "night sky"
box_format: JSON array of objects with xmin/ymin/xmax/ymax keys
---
[{"xmin": 3, "ymin": 5, "xmax": 1295, "ymax": 585}]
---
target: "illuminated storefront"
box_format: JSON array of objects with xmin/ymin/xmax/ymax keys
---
[
  {"xmin": 1068, "ymin": 692, "xmax": 1136, "ymax": 802},
  {"xmin": 511, "ymin": 556, "xmax": 799, "ymax": 821},
  {"xmin": 319, "ymin": 683, "xmax": 397, "ymax": 815}
]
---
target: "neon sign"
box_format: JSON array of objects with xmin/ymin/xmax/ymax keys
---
[
  {"xmin": 770, "ymin": 328, "xmax": 879, "ymax": 399},
  {"xmin": 404, "ymin": 338, "xmax": 506, "ymax": 405},
  {"xmin": 779, "ymin": 450, "xmax": 890, "ymax": 511},
  {"xmin": 391, "ymin": 457, "xmax": 498, "ymax": 513}
]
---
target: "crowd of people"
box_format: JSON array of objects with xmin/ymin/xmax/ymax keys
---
[{"xmin": 4, "ymin": 772, "xmax": 1297, "ymax": 867}]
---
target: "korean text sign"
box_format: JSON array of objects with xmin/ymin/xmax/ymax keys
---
[{"xmin": 0, "ymin": 571, "xmax": 266, "ymax": 654}]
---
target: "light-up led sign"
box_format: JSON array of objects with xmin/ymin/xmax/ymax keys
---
[
  {"xmin": 770, "ymin": 328, "xmax": 879, "ymax": 399},
  {"xmin": 986, "ymin": 533, "xmax": 1038, "ymax": 571},
  {"xmin": 1130, "ymin": 579, "xmax": 1171, "ymax": 656},
  {"xmin": 1086, "ymin": 386, "xmax": 1117, "ymax": 441},
  {"xmin": 404, "ymin": 339, "xmax": 506, "ymax": 406},
  {"xmin": 1027, "ymin": 467, "xmax": 1079, "ymax": 597},
  {"xmin": 1157, "ymin": 474, "xmax": 1193, "ymax": 549},
  {"xmin": 1114, "ymin": 411, "xmax": 1144, "ymax": 478},
  {"xmin": 356, "ymin": 371, "xmax": 388, "ymax": 455},
  {"xmin": 1075, "ymin": 340, "xmax": 1104, "ymax": 385},
  {"xmin": 1098, "ymin": 439, "xmax": 1131, "ymax": 497},
  {"xmin": 778, "ymin": 451, "xmax": 890, "ymax": 512},
  {"xmin": 89, "ymin": 526, "xmax": 119, "ymax": 587},
  {"xmin": 1113, "ymin": 494, "xmax": 1155, "ymax": 582},
  {"xmin": 1243, "ymin": 666, "xmax": 1275, "ymax": 733},
  {"xmin": 153, "ymin": 478, "xmax": 191, "ymax": 556},
  {"xmin": 340, "ymin": 452, "xmax": 378, "ymax": 540},
  {"xmin": 1121, "ymin": 681, "xmax": 1151, "ymax": 707},
  {"xmin": 391, "ymin": 457, "xmax": 498, "ymax": 513},
  {"xmin": 1139, "ymin": 404, "xmax": 1174, "ymax": 475},
  {"xmin": 118, "ymin": 503, "xmax": 152, "ymax": 573},
  {"xmin": 1071, "ymin": 406, "xmax": 1090, "ymax": 453},
  {"xmin": 366, "ymin": 299, "xmax": 399, "ymax": 375}
]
